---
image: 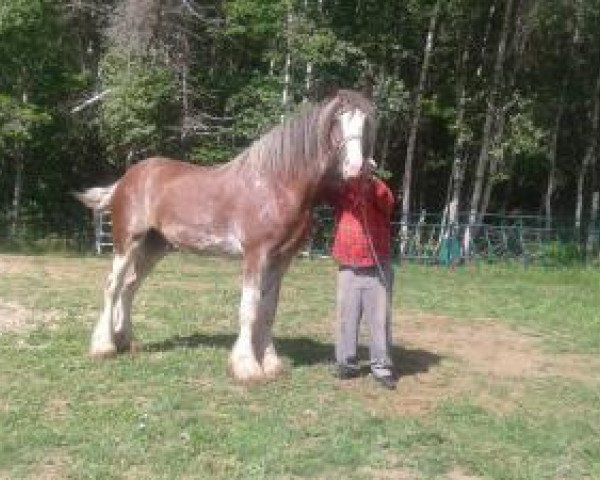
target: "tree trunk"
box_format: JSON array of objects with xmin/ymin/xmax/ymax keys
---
[
  {"xmin": 575, "ymin": 164, "xmax": 588, "ymax": 238},
  {"xmin": 587, "ymin": 148, "xmax": 600, "ymax": 256},
  {"xmin": 544, "ymin": 0, "xmax": 578, "ymax": 229},
  {"xmin": 544, "ymin": 104, "xmax": 562, "ymax": 229},
  {"xmin": 11, "ymin": 89, "xmax": 29, "ymax": 237},
  {"xmin": 11, "ymin": 152, "xmax": 23, "ymax": 238},
  {"xmin": 304, "ymin": 0, "xmax": 312, "ymax": 101},
  {"xmin": 125, "ymin": 148, "xmax": 134, "ymax": 170},
  {"xmin": 441, "ymin": 46, "xmax": 469, "ymax": 243},
  {"xmin": 479, "ymin": 0, "xmax": 535, "ymax": 225},
  {"xmin": 576, "ymin": 67, "xmax": 600, "ymax": 238},
  {"xmin": 399, "ymin": 0, "xmax": 441, "ymax": 255},
  {"xmin": 476, "ymin": 1, "xmax": 497, "ymax": 78},
  {"xmin": 379, "ymin": 120, "xmax": 391, "ymax": 171},
  {"xmin": 479, "ymin": 109, "xmax": 506, "ymax": 224},
  {"xmin": 282, "ymin": 5, "xmax": 292, "ymax": 115},
  {"xmin": 587, "ymin": 190, "xmax": 599, "ymax": 256},
  {"xmin": 180, "ymin": 31, "xmax": 191, "ymax": 145},
  {"xmin": 463, "ymin": 0, "xmax": 514, "ymax": 256}
]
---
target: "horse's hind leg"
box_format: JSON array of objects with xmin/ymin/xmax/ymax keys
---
[
  {"xmin": 90, "ymin": 241, "xmax": 141, "ymax": 357},
  {"xmin": 113, "ymin": 232, "xmax": 167, "ymax": 352}
]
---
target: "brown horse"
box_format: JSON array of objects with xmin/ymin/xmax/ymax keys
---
[{"xmin": 76, "ymin": 89, "xmax": 375, "ymax": 382}]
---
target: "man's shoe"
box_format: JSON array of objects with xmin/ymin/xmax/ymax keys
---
[
  {"xmin": 334, "ymin": 363, "xmax": 360, "ymax": 380},
  {"xmin": 372, "ymin": 373, "xmax": 397, "ymax": 390}
]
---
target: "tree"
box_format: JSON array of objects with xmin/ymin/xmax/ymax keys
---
[
  {"xmin": 463, "ymin": 0, "xmax": 515, "ymax": 256},
  {"xmin": 399, "ymin": 0, "xmax": 442, "ymax": 255},
  {"xmin": 0, "ymin": 0, "xmax": 75, "ymax": 232}
]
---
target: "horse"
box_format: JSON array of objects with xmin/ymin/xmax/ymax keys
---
[{"xmin": 75, "ymin": 89, "xmax": 376, "ymax": 383}]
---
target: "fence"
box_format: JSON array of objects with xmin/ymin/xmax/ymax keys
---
[
  {"xmin": 93, "ymin": 211, "xmax": 113, "ymax": 254},
  {"xmin": 305, "ymin": 207, "xmax": 597, "ymax": 267},
  {"xmin": 0, "ymin": 209, "xmax": 92, "ymax": 253},
  {"xmin": 0, "ymin": 208, "xmax": 597, "ymax": 266}
]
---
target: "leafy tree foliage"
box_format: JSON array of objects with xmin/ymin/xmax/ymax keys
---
[{"xmin": 0, "ymin": 0, "xmax": 599, "ymax": 245}]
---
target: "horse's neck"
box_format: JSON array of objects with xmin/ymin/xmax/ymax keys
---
[
  {"xmin": 298, "ymin": 164, "xmax": 337, "ymax": 209},
  {"xmin": 310, "ymin": 171, "xmax": 343, "ymax": 207}
]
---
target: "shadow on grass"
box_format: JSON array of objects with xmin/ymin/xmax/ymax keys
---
[{"xmin": 144, "ymin": 333, "xmax": 441, "ymax": 379}]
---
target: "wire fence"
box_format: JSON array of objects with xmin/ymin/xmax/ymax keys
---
[
  {"xmin": 0, "ymin": 210, "xmax": 92, "ymax": 254},
  {"xmin": 1, "ymin": 208, "xmax": 598, "ymax": 267},
  {"xmin": 305, "ymin": 207, "xmax": 598, "ymax": 267}
]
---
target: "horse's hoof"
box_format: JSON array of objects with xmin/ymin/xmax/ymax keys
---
[
  {"xmin": 129, "ymin": 340, "xmax": 143, "ymax": 354},
  {"xmin": 90, "ymin": 347, "xmax": 117, "ymax": 360},
  {"xmin": 115, "ymin": 338, "xmax": 141, "ymax": 354},
  {"xmin": 262, "ymin": 355, "xmax": 284, "ymax": 379},
  {"xmin": 89, "ymin": 344, "xmax": 117, "ymax": 359},
  {"xmin": 228, "ymin": 357, "xmax": 265, "ymax": 384}
]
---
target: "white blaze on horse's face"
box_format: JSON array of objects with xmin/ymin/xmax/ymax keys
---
[{"xmin": 339, "ymin": 109, "xmax": 366, "ymax": 180}]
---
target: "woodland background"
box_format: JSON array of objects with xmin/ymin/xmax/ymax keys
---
[{"xmin": 1, "ymin": 0, "xmax": 599, "ymax": 251}]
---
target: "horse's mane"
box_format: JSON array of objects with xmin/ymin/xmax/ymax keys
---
[{"xmin": 227, "ymin": 90, "xmax": 375, "ymax": 179}]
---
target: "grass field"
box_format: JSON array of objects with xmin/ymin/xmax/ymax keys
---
[{"xmin": 0, "ymin": 253, "xmax": 599, "ymax": 479}]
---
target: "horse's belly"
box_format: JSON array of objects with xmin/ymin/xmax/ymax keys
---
[{"xmin": 162, "ymin": 225, "xmax": 243, "ymax": 256}]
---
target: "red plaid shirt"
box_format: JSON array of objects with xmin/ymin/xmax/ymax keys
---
[{"xmin": 329, "ymin": 177, "xmax": 394, "ymax": 267}]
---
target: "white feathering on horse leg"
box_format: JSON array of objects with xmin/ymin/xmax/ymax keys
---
[
  {"xmin": 90, "ymin": 250, "xmax": 135, "ymax": 358},
  {"xmin": 230, "ymin": 284, "xmax": 265, "ymax": 382},
  {"xmin": 113, "ymin": 276, "xmax": 135, "ymax": 352},
  {"xmin": 262, "ymin": 342, "xmax": 283, "ymax": 378},
  {"xmin": 90, "ymin": 275, "xmax": 120, "ymax": 357}
]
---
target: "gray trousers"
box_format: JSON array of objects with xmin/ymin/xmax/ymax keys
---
[{"xmin": 335, "ymin": 262, "xmax": 394, "ymax": 374}]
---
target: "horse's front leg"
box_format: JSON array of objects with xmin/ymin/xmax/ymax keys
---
[
  {"xmin": 229, "ymin": 271, "xmax": 265, "ymax": 383},
  {"xmin": 258, "ymin": 260, "xmax": 291, "ymax": 378},
  {"xmin": 230, "ymin": 253, "xmax": 291, "ymax": 382}
]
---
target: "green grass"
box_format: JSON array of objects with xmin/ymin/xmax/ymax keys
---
[
  {"xmin": 398, "ymin": 263, "xmax": 600, "ymax": 352},
  {"xmin": 0, "ymin": 254, "xmax": 599, "ymax": 479}
]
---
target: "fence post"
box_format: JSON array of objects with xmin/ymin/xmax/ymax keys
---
[{"xmin": 93, "ymin": 211, "xmax": 113, "ymax": 254}]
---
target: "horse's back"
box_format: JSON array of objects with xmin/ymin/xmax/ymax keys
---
[{"xmin": 124, "ymin": 156, "xmax": 197, "ymax": 178}]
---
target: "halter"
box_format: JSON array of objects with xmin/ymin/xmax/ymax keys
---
[
  {"xmin": 335, "ymin": 134, "xmax": 364, "ymax": 154},
  {"xmin": 333, "ymin": 109, "xmax": 369, "ymax": 176},
  {"xmin": 333, "ymin": 107, "xmax": 365, "ymax": 153}
]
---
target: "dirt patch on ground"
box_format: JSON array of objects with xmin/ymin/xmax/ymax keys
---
[
  {"xmin": 31, "ymin": 451, "xmax": 70, "ymax": 480},
  {"xmin": 0, "ymin": 451, "xmax": 71, "ymax": 480},
  {"xmin": 445, "ymin": 469, "xmax": 483, "ymax": 480},
  {"xmin": 357, "ymin": 466, "xmax": 418, "ymax": 479},
  {"xmin": 0, "ymin": 300, "xmax": 57, "ymax": 334},
  {"xmin": 0, "ymin": 255, "xmax": 38, "ymax": 275},
  {"xmin": 402, "ymin": 314, "xmax": 544, "ymax": 378},
  {"xmin": 401, "ymin": 313, "xmax": 600, "ymax": 382},
  {"xmin": 356, "ymin": 466, "xmax": 482, "ymax": 480},
  {"xmin": 0, "ymin": 300, "xmax": 37, "ymax": 333},
  {"xmin": 0, "ymin": 254, "xmax": 105, "ymax": 284},
  {"xmin": 349, "ymin": 313, "xmax": 600, "ymax": 416}
]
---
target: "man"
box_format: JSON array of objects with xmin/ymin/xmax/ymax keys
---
[{"xmin": 328, "ymin": 159, "xmax": 396, "ymax": 390}]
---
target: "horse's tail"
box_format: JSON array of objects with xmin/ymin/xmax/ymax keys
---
[{"xmin": 73, "ymin": 183, "xmax": 118, "ymax": 212}]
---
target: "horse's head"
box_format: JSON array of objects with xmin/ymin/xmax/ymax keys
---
[
  {"xmin": 338, "ymin": 108, "xmax": 369, "ymax": 179},
  {"xmin": 320, "ymin": 90, "xmax": 376, "ymax": 181}
]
